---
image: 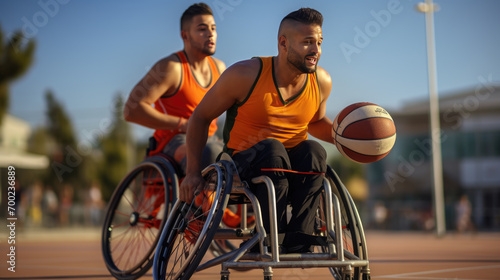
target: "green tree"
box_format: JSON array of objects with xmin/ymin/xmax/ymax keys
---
[
  {"xmin": 98, "ymin": 93, "xmax": 134, "ymax": 200},
  {"xmin": 0, "ymin": 27, "xmax": 36, "ymax": 124},
  {"xmin": 329, "ymin": 154, "xmax": 370, "ymax": 204},
  {"xmin": 329, "ymin": 155, "xmax": 365, "ymax": 181},
  {"xmin": 44, "ymin": 90, "xmax": 82, "ymax": 190},
  {"xmin": 27, "ymin": 126, "xmax": 54, "ymax": 155},
  {"xmin": 46, "ymin": 90, "xmax": 76, "ymax": 147}
]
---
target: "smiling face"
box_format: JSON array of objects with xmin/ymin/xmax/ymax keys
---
[
  {"xmin": 183, "ymin": 14, "xmax": 217, "ymax": 56},
  {"xmin": 279, "ymin": 20, "xmax": 323, "ymax": 74},
  {"xmin": 285, "ymin": 22, "xmax": 323, "ymax": 73}
]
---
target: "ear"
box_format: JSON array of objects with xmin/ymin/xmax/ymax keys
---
[
  {"xmin": 181, "ymin": 30, "xmax": 188, "ymax": 41},
  {"xmin": 278, "ymin": 35, "xmax": 287, "ymax": 51}
]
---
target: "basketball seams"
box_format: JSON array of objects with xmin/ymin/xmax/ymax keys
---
[
  {"xmin": 336, "ymin": 105, "xmax": 393, "ymax": 135},
  {"xmin": 333, "ymin": 102, "xmax": 396, "ymax": 163},
  {"xmin": 342, "ymin": 117, "xmax": 396, "ymax": 139},
  {"xmin": 337, "ymin": 102, "xmax": 375, "ymax": 123},
  {"xmin": 339, "ymin": 145, "xmax": 390, "ymax": 163},
  {"xmin": 335, "ymin": 134, "xmax": 396, "ymax": 155}
]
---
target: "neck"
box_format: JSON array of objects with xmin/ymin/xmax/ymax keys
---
[
  {"xmin": 183, "ymin": 48, "xmax": 209, "ymax": 69},
  {"xmin": 273, "ymin": 55, "xmax": 307, "ymax": 88}
]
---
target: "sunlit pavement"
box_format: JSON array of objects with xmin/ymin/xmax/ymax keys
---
[{"xmin": 1, "ymin": 228, "xmax": 499, "ymax": 279}]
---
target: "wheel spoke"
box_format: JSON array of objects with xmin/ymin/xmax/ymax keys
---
[{"xmin": 103, "ymin": 160, "xmax": 171, "ymax": 279}]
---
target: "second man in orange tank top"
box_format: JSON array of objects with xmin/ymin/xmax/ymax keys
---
[{"xmin": 124, "ymin": 3, "xmax": 225, "ymax": 172}]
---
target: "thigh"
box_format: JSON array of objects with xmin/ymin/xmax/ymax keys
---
[
  {"xmin": 231, "ymin": 138, "xmax": 291, "ymax": 180},
  {"xmin": 162, "ymin": 134, "xmax": 186, "ymax": 158},
  {"xmin": 202, "ymin": 136, "xmax": 224, "ymax": 167},
  {"xmin": 287, "ymin": 140, "xmax": 327, "ymax": 173}
]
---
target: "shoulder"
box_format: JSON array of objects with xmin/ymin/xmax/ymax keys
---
[
  {"xmin": 210, "ymin": 56, "xmax": 227, "ymax": 73},
  {"xmin": 211, "ymin": 58, "xmax": 262, "ymax": 103},
  {"xmin": 146, "ymin": 53, "xmax": 183, "ymax": 95},
  {"xmin": 315, "ymin": 66, "xmax": 332, "ymax": 87},
  {"xmin": 154, "ymin": 53, "xmax": 182, "ymax": 70},
  {"xmin": 315, "ymin": 66, "xmax": 332, "ymax": 98},
  {"xmin": 225, "ymin": 58, "xmax": 262, "ymax": 78}
]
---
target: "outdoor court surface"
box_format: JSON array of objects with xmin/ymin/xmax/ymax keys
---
[{"xmin": 1, "ymin": 228, "xmax": 499, "ymax": 280}]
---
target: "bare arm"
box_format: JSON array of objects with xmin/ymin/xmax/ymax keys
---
[
  {"xmin": 308, "ymin": 66, "xmax": 335, "ymax": 144},
  {"xmin": 123, "ymin": 54, "xmax": 189, "ymax": 131},
  {"xmin": 180, "ymin": 59, "xmax": 260, "ymax": 202}
]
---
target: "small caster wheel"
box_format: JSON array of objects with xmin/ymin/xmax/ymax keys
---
[
  {"xmin": 221, "ymin": 270, "xmax": 230, "ymax": 280},
  {"xmin": 264, "ymin": 276, "xmax": 272, "ymax": 280}
]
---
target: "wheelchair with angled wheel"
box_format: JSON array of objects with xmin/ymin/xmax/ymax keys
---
[
  {"xmin": 101, "ymin": 154, "xmax": 181, "ymax": 279},
  {"xmin": 101, "ymin": 151, "xmax": 249, "ymax": 279},
  {"xmin": 152, "ymin": 154, "xmax": 371, "ymax": 280}
]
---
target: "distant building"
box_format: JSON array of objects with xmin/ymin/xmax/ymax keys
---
[
  {"xmin": 0, "ymin": 114, "xmax": 48, "ymax": 169},
  {"xmin": 367, "ymin": 85, "xmax": 500, "ymax": 231}
]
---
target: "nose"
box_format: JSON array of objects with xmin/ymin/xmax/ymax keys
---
[
  {"xmin": 310, "ymin": 43, "xmax": 320, "ymax": 54},
  {"xmin": 208, "ymin": 28, "xmax": 216, "ymax": 38}
]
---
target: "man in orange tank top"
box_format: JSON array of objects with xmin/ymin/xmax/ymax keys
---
[
  {"xmin": 123, "ymin": 3, "xmax": 225, "ymax": 173},
  {"xmin": 182, "ymin": 8, "xmax": 336, "ymax": 253}
]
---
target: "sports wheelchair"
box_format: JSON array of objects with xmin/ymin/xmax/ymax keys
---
[
  {"xmin": 101, "ymin": 154, "xmax": 253, "ymax": 279},
  {"xmin": 152, "ymin": 154, "xmax": 371, "ymax": 280},
  {"xmin": 101, "ymin": 155, "xmax": 180, "ymax": 279}
]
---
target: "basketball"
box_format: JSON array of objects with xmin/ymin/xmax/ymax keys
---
[{"xmin": 332, "ymin": 102, "xmax": 396, "ymax": 163}]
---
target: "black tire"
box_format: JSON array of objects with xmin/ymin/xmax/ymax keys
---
[
  {"xmin": 153, "ymin": 161, "xmax": 233, "ymax": 280},
  {"xmin": 102, "ymin": 157, "xmax": 178, "ymax": 280}
]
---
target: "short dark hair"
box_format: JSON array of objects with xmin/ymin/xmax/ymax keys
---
[
  {"xmin": 280, "ymin": 8, "xmax": 323, "ymax": 27},
  {"xmin": 180, "ymin": 3, "xmax": 213, "ymax": 31}
]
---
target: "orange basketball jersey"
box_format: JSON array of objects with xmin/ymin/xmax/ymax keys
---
[
  {"xmin": 151, "ymin": 51, "xmax": 220, "ymax": 154},
  {"xmin": 223, "ymin": 56, "xmax": 320, "ymax": 154}
]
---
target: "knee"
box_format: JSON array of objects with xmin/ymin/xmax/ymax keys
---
[
  {"xmin": 256, "ymin": 139, "xmax": 290, "ymax": 167},
  {"xmin": 295, "ymin": 140, "xmax": 327, "ymax": 172},
  {"xmin": 202, "ymin": 141, "xmax": 223, "ymax": 166},
  {"xmin": 233, "ymin": 138, "xmax": 290, "ymax": 178},
  {"xmin": 256, "ymin": 138, "xmax": 287, "ymax": 157}
]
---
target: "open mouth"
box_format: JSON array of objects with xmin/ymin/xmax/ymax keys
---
[{"xmin": 306, "ymin": 56, "xmax": 317, "ymax": 65}]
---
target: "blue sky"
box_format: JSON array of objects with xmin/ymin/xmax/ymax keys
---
[{"xmin": 1, "ymin": 0, "xmax": 499, "ymax": 142}]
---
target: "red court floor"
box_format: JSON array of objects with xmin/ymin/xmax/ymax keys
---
[{"xmin": 1, "ymin": 228, "xmax": 499, "ymax": 279}]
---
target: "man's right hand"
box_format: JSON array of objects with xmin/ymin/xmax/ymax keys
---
[{"xmin": 180, "ymin": 173, "xmax": 204, "ymax": 203}]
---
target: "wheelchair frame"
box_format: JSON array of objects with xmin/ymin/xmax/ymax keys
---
[{"xmin": 153, "ymin": 155, "xmax": 371, "ymax": 280}]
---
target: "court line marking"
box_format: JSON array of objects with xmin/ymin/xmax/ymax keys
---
[
  {"xmin": 3, "ymin": 264, "xmax": 107, "ymax": 272},
  {"xmin": 374, "ymin": 264, "xmax": 500, "ymax": 279}
]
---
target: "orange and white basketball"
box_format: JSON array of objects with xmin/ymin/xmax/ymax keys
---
[{"xmin": 332, "ymin": 102, "xmax": 396, "ymax": 163}]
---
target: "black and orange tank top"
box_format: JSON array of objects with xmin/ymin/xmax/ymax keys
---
[
  {"xmin": 223, "ymin": 56, "xmax": 320, "ymax": 154},
  {"xmin": 151, "ymin": 51, "xmax": 220, "ymax": 154}
]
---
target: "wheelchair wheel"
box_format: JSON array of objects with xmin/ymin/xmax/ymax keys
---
[
  {"xmin": 153, "ymin": 162, "xmax": 232, "ymax": 280},
  {"xmin": 315, "ymin": 166, "xmax": 366, "ymax": 280},
  {"xmin": 102, "ymin": 157, "xmax": 178, "ymax": 280}
]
